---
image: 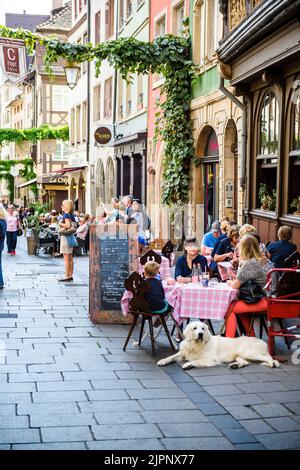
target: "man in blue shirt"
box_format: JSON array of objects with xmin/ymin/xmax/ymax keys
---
[
  {"xmin": 267, "ymin": 226, "xmax": 297, "ymax": 268},
  {"xmin": 201, "ymin": 221, "xmax": 222, "ymax": 255}
]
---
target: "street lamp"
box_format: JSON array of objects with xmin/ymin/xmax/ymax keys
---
[{"xmin": 64, "ymin": 62, "xmax": 80, "ymax": 90}]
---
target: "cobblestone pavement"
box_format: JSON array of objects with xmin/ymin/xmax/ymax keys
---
[{"xmin": 0, "ymin": 237, "xmax": 299, "ymax": 450}]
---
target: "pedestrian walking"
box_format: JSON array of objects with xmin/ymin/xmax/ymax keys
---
[
  {"xmin": 6, "ymin": 204, "xmax": 20, "ymax": 255},
  {"xmin": 58, "ymin": 200, "xmax": 77, "ymax": 282},
  {"xmin": 0, "ymin": 208, "xmax": 7, "ymax": 288}
]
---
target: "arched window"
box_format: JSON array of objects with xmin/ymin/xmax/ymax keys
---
[
  {"xmin": 288, "ymin": 88, "xmax": 300, "ymax": 214},
  {"xmin": 256, "ymin": 91, "xmax": 279, "ymax": 211},
  {"xmin": 106, "ymin": 157, "xmax": 115, "ymax": 203},
  {"xmin": 96, "ymin": 160, "xmax": 105, "ymax": 206}
]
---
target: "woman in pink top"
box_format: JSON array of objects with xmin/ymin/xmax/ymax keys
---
[{"xmin": 6, "ymin": 204, "xmax": 19, "ymax": 255}]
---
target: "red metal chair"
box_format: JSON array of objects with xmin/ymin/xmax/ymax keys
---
[{"xmin": 265, "ymin": 268, "xmax": 300, "ymax": 357}]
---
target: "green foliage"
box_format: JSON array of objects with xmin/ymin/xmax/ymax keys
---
[
  {"xmin": 0, "ymin": 125, "xmax": 69, "ymax": 145},
  {"xmin": 0, "ymin": 25, "xmax": 194, "ymax": 206},
  {"xmin": 291, "ymin": 195, "xmax": 300, "ymax": 211},
  {"xmin": 258, "ymin": 183, "xmax": 276, "ymax": 211},
  {"xmin": 0, "ymin": 159, "xmax": 36, "ymax": 202}
]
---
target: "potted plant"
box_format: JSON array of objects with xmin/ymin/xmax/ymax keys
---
[
  {"xmin": 24, "ymin": 214, "xmax": 41, "ymax": 255},
  {"xmin": 258, "ymin": 183, "xmax": 270, "ymax": 210},
  {"xmin": 291, "ymin": 196, "xmax": 300, "ymax": 215}
]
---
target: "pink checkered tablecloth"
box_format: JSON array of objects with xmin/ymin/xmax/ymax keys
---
[
  {"xmin": 139, "ymin": 255, "xmax": 172, "ymax": 280},
  {"xmin": 121, "ymin": 282, "xmax": 238, "ymax": 325}
]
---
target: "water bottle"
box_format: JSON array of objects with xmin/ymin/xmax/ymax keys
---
[
  {"xmin": 197, "ymin": 263, "xmax": 202, "ymax": 282},
  {"xmin": 192, "ymin": 265, "xmax": 198, "ymax": 283}
]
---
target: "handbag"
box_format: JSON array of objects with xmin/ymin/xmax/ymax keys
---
[
  {"xmin": 66, "ymin": 234, "xmax": 78, "ymax": 248},
  {"xmin": 58, "ymin": 221, "xmax": 77, "ymax": 236},
  {"xmin": 238, "ymin": 280, "xmax": 265, "ymax": 304},
  {"xmin": 17, "ymin": 228, "xmax": 23, "ymax": 237}
]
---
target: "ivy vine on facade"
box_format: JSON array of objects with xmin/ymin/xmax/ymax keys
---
[{"xmin": 0, "ymin": 23, "xmax": 195, "ymax": 205}]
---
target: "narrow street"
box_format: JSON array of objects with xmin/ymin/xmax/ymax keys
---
[{"xmin": 0, "ymin": 237, "xmax": 298, "ymax": 450}]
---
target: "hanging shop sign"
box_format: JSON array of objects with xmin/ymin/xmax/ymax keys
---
[
  {"xmin": 0, "ymin": 38, "xmax": 26, "ymax": 81},
  {"xmin": 94, "ymin": 126, "xmax": 113, "ymax": 146}
]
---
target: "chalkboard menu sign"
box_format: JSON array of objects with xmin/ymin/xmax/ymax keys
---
[
  {"xmin": 89, "ymin": 224, "xmax": 139, "ymax": 324},
  {"xmin": 100, "ymin": 237, "xmax": 129, "ymax": 310}
]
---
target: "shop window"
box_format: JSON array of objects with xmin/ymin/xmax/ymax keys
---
[
  {"xmin": 53, "ymin": 141, "xmax": 69, "ymax": 161},
  {"xmin": 172, "ymin": 1, "xmax": 184, "ymax": 36},
  {"xmin": 256, "ymin": 91, "xmax": 279, "ymax": 211},
  {"xmin": 288, "ymin": 89, "xmax": 300, "ymax": 215},
  {"xmin": 52, "ymin": 85, "xmax": 69, "ymax": 111}
]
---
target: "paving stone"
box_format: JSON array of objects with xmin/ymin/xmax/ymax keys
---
[
  {"xmin": 78, "ymin": 400, "xmax": 142, "ymax": 413},
  {"xmin": 0, "ymin": 416, "xmax": 29, "ymax": 428},
  {"xmin": 9, "ymin": 372, "xmax": 62, "ymax": 383},
  {"xmin": 235, "ymin": 443, "xmax": 266, "ymax": 450},
  {"xmin": 28, "ymin": 364, "xmax": 80, "ymax": 373},
  {"xmin": 126, "ymin": 388, "xmax": 185, "ymax": 400},
  {"xmin": 194, "ymin": 374, "xmax": 248, "ymax": 386},
  {"xmin": 77, "ymin": 361, "xmax": 130, "ymax": 371},
  {"xmin": 30, "ymin": 413, "xmax": 96, "ymax": 427},
  {"xmin": 176, "ymin": 382, "xmax": 204, "ymax": 393},
  {"xmin": 0, "ymin": 382, "xmax": 36, "ymax": 393},
  {"xmin": 252, "ymin": 404, "xmax": 292, "ymax": 418},
  {"xmin": 86, "ymin": 390, "xmax": 128, "ymax": 401},
  {"xmin": 239, "ymin": 419, "xmax": 275, "ymax": 434},
  {"xmin": 256, "ymin": 432, "xmax": 300, "ymax": 450},
  {"xmin": 209, "ymin": 414, "xmax": 242, "ymax": 429},
  {"xmin": 0, "ymin": 428, "xmax": 40, "ymax": 444},
  {"xmin": 32, "ymin": 391, "xmax": 87, "ymax": 403},
  {"xmin": 17, "ymin": 402, "xmax": 80, "ymax": 415},
  {"xmin": 115, "ymin": 370, "xmax": 167, "ymax": 380},
  {"xmin": 159, "ymin": 422, "xmax": 222, "ymax": 438},
  {"xmin": 184, "ymin": 391, "xmax": 216, "ymax": 403},
  {"xmin": 140, "ymin": 398, "xmax": 197, "ymax": 411},
  {"xmin": 258, "ymin": 391, "xmax": 300, "ymax": 403},
  {"xmin": 141, "ymin": 410, "xmax": 208, "ymax": 423},
  {"xmin": 6, "ymin": 355, "xmax": 55, "ymax": 365},
  {"xmin": 86, "ymin": 439, "xmax": 164, "ymax": 450},
  {"xmin": 12, "ymin": 442, "xmax": 87, "ymax": 450},
  {"xmin": 221, "ymin": 427, "xmax": 258, "ymax": 444},
  {"xmin": 202, "ymin": 384, "xmax": 244, "ymax": 396},
  {"xmin": 0, "ymin": 365, "xmax": 26, "ymax": 374},
  {"xmin": 283, "ymin": 380, "xmax": 300, "ymax": 391},
  {"xmin": 0, "ymin": 393, "xmax": 31, "ymax": 404},
  {"xmin": 37, "ymin": 380, "xmax": 91, "ymax": 392},
  {"xmin": 215, "ymin": 394, "xmax": 265, "ymax": 407},
  {"xmin": 283, "ymin": 403, "xmax": 300, "ymax": 414},
  {"xmin": 0, "ymin": 404, "xmax": 16, "ymax": 416},
  {"xmin": 0, "ymin": 445, "xmax": 10, "ymax": 450},
  {"xmin": 63, "ymin": 371, "xmax": 116, "ymax": 381},
  {"xmin": 92, "ymin": 423, "xmax": 162, "ymax": 440},
  {"xmin": 41, "ymin": 426, "xmax": 92, "ymax": 442},
  {"xmin": 161, "ymin": 437, "xmax": 235, "ymax": 450},
  {"xmin": 225, "ymin": 406, "xmax": 260, "ymax": 420},
  {"xmin": 197, "ymin": 403, "xmax": 228, "ymax": 415},
  {"xmin": 237, "ymin": 382, "xmax": 290, "ymax": 393},
  {"xmin": 91, "ymin": 380, "xmax": 142, "ymax": 390},
  {"xmin": 265, "ymin": 417, "xmax": 300, "ymax": 432},
  {"xmin": 94, "ymin": 411, "xmax": 144, "ymax": 425}
]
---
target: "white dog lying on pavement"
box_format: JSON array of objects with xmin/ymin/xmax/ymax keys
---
[{"xmin": 157, "ymin": 321, "xmax": 280, "ymax": 370}]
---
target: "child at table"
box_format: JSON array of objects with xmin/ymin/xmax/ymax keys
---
[{"xmin": 144, "ymin": 261, "xmax": 170, "ymax": 315}]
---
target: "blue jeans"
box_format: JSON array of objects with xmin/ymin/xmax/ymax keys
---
[
  {"xmin": 0, "ymin": 243, "xmax": 4, "ymax": 286},
  {"xmin": 6, "ymin": 231, "xmax": 17, "ymax": 252}
]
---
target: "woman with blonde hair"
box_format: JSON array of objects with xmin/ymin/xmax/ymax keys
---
[
  {"xmin": 0, "ymin": 208, "xmax": 7, "ymax": 288},
  {"xmin": 58, "ymin": 200, "xmax": 77, "ymax": 282},
  {"xmin": 225, "ymin": 235, "xmax": 273, "ymax": 338}
]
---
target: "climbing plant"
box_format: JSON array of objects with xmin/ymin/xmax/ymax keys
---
[
  {"xmin": 0, "ymin": 159, "xmax": 36, "ymax": 201},
  {"xmin": 0, "ymin": 125, "xmax": 69, "ymax": 145},
  {"xmin": 0, "ymin": 22, "xmax": 195, "ymax": 205}
]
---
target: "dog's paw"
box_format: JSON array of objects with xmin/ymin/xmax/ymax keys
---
[
  {"xmin": 273, "ymin": 360, "xmax": 280, "ymax": 368},
  {"xmin": 182, "ymin": 362, "xmax": 194, "ymax": 370},
  {"xmin": 157, "ymin": 359, "xmax": 166, "ymax": 367},
  {"xmin": 228, "ymin": 362, "xmax": 239, "ymax": 369}
]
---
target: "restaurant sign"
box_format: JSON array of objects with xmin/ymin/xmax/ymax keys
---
[
  {"xmin": 43, "ymin": 176, "xmax": 68, "ymax": 185},
  {"xmin": 94, "ymin": 126, "xmax": 113, "ymax": 146},
  {"xmin": 0, "ymin": 38, "xmax": 26, "ymax": 82}
]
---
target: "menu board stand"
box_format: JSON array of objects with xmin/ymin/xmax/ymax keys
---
[{"xmin": 89, "ymin": 223, "xmax": 139, "ymax": 324}]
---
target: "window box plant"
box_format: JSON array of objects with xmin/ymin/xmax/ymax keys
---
[
  {"xmin": 258, "ymin": 183, "xmax": 276, "ymax": 211},
  {"xmin": 291, "ymin": 196, "xmax": 300, "ymax": 215}
]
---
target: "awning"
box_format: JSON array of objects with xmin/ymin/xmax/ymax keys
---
[
  {"xmin": 17, "ymin": 178, "xmax": 37, "ymax": 189},
  {"xmin": 51, "ymin": 166, "xmax": 87, "ymax": 175}
]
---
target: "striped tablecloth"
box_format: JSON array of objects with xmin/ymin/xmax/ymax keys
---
[{"xmin": 121, "ymin": 282, "xmax": 238, "ymax": 325}]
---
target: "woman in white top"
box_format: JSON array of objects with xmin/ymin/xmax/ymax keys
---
[{"xmin": 6, "ymin": 204, "xmax": 20, "ymax": 255}]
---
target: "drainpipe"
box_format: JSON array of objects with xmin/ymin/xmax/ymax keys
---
[
  {"xmin": 87, "ymin": 0, "xmax": 91, "ymax": 211},
  {"xmin": 219, "ymin": 76, "xmax": 248, "ymax": 221}
]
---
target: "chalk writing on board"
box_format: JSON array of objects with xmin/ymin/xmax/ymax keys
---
[{"xmin": 100, "ymin": 238, "xmax": 129, "ymax": 310}]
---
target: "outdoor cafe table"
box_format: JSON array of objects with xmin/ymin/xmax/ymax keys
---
[{"xmin": 121, "ymin": 281, "xmax": 238, "ymax": 326}]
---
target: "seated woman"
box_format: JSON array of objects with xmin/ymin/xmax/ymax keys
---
[
  {"xmin": 225, "ymin": 235, "xmax": 273, "ymax": 338},
  {"xmin": 175, "ymin": 237, "xmax": 208, "ymax": 282},
  {"xmin": 214, "ymin": 225, "xmax": 240, "ymax": 263},
  {"xmin": 144, "ymin": 261, "xmax": 170, "ymax": 315}
]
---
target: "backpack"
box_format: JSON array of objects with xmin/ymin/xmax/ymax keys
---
[{"xmin": 238, "ymin": 280, "xmax": 265, "ymax": 304}]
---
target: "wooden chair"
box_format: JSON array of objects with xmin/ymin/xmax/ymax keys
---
[
  {"xmin": 123, "ymin": 272, "xmax": 176, "ymax": 356},
  {"xmin": 162, "ymin": 240, "xmax": 174, "ymax": 266},
  {"xmin": 140, "ymin": 249, "xmax": 162, "ymax": 266}
]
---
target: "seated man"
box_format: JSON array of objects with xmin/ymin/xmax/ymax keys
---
[
  {"xmin": 267, "ymin": 225, "xmax": 297, "ymax": 268},
  {"xmin": 75, "ymin": 217, "xmax": 88, "ymax": 252},
  {"xmin": 201, "ymin": 221, "xmax": 222, "ymax": 255}
]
